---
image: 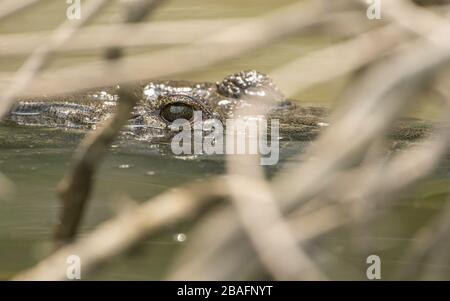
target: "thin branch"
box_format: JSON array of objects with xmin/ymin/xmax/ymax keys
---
[
  {"xmin": 366, "ymin": 0, "xmax": 450, "ymax": 47},
  {"xmin": 167, "ymin": 202, "xmax": 347, "ymax": 280},
  {"xmin": 272, "ymin": 24, "xmax": 407, "ymax": 97},
  {"xmin": 0, "ymin": 11, "xmax": 369, "ymax": 57},
  {"xmin": 225, "ymin": 94, "xmax": 326, "ymax": 280},
  {"xmin": 122, "ymin": 0, "xmax": 165, "ymax": 23},
  {"xmin": 0, "ymin": 19, "xmax": 245, "ymax": 56},
  {"xmin": 13, "ymin": 178, "xmax": 227, "ymax": 280},
  {"xmin": 55, "ymin": 86, "xmax": 139, "ymax": 244},
  {"xmin": 272, "ymin": 20, "xmax": 450, "ymax": 211},
  {"xmin": 0, "ymin": 1, "xmax": 325, "ymax": 98},
  {"xmin": 54, "ymin": 0, "xmax": 167, "ymax": 245}
]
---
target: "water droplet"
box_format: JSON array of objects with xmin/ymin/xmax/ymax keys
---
[
  {"xmin": 174, "ymin": 233, "xmax": 187, "ymax": 242},
  {"xmin": 118, "ymin": 164, "xmax": 132, "ymax": 169}
]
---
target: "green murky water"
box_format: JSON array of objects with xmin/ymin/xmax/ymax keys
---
[
  {"xmin": 1, "ymin": 0, "xmax": 450, "ymax": 280},
  {"xmin": 1, "ymin": 123, "xmax": 449, "ymax": 280},
  {"xmin": 0, "ymin": 123, "xmax": 309, "ymax": 280},
  {"xmin": 0, "ymin": 124, "xmax": 223, "ymax": 279}
]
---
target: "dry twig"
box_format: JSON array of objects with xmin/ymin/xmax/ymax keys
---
[
  {"xmin": 55, "ymin": 86, "xmax": 139, "ymax": 244},
  {"xmin": 14, "ymin": 178, "xmax": 227, "ymax": 280},
  {"xmin": 0, "ymin": 1, "xmax": 325, "ymax": 97}
]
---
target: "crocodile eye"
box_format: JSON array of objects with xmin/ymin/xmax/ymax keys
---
[{"xmin": 160, "ymin": 102, "xmax": 194, "ymax": 123}]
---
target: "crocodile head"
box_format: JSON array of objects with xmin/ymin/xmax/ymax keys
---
[
  {"xmin": 123, "ymin": 70, "xmax": 329, "ymax": 141},
  {"xmin": 6, "ymin": 70, "xmax": 431, "ymax": 143},
  {"xmin": 131, "ymin": 70, "xmax": 285, "ymax": 125}
]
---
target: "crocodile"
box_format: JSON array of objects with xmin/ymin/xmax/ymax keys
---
[{"xmin": 4, "ymin": 70, "xmax": 432, "ymax": 142}]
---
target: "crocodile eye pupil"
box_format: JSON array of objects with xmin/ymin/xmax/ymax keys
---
[{"xmin": 160, "ymin": 102, "xmax": 194, "ymax": 123}]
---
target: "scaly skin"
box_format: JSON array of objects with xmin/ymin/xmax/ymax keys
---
[{"xmin": 4, "ymin": 70, "xmax": 432, "ymax": 142}]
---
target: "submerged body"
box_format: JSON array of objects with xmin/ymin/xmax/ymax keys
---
[{"xmin": 4, "ymin": 70, "xmax": 431, "ymax": 142}]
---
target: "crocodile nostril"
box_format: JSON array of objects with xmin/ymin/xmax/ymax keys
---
[{"xmin": 160, "ymin": 102, "xmax": 194, "ymax": 123}]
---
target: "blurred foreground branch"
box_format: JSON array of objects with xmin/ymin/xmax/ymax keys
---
[
  {"xmin": 55, "ymin": 86, "xmax": 139, "ymax": 245},
  {"xmin": 54, "ymin": 0, "xmax": 166, "ymax": 246},
  {"xmin": 14, "ymin": 178, "xmax": 226, "ymax": 280},
  {"xmin": 0, "ymin": 1, "xmax": 324, "ymax": 97}
]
